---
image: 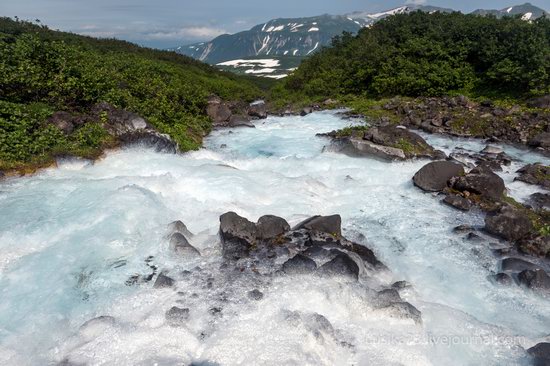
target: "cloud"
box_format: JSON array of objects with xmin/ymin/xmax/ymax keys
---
[
  {"xmin": 71, "ymin": 23, "xmax": 226, "ymax": 43},
  {"xmin": 405, "ymin": 0, "xmax": 427, "ymax": 4},
  {"xmin": 146, "ymin": 26, "xmax": 226, "ymax": 40}
]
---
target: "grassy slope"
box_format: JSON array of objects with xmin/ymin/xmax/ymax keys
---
[{"xmin": 0, "ymin": 18, "xmax": 263, "ymax": 173}]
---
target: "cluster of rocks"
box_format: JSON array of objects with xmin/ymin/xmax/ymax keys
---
[
  {"xmin": 324, "ymin": 125, "xmax": 445, "ymax": 161},
  {"xmin": 46, "ymin": 102, "xmax": 178, "ymax": 153},
  {"xmin": 206, "ymin": 96, "xmax": 268, "ymax": 128},
  {"xmin": 411, "ymin": 142, "xmax": 550, "ymax": 296},
  {"xmin": 380, "ymin": 95, "xmax": 550, "ymax": 154},
  {"xmin": 121, "ymin": 213, "xmax": 424, "ymax": 333}
]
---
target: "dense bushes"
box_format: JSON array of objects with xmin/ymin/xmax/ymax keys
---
[
  {"xmin": 277, "ymin": 12, "xmax": 550, "ymax": 100},
  {"xmin": 0, "ymin": 17, "xmax": 261, "ymax": 171}
]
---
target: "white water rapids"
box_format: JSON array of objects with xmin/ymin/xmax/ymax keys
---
[{"xmin": 0, "ymin": 111, "xmax": 549, "ymax": 365}]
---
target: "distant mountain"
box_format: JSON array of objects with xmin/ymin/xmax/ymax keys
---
[
  {"xmin": 173, "ymin": 14, "xmax": 362, "ymax": 65},
  {"xmin": 172, "ymin": 2, "xmax": 548, "ymax": 78},
  {"xmin": 471, "ymin": 2, "xmax": 548, "ymax": 20}
]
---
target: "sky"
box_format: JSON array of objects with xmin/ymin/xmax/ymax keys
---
[{"xmin": 1, "ymin": 0, "xmax": 549, "ymax": 48}]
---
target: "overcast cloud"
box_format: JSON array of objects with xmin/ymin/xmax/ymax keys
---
[{"xmin": 1, "ymin": 0, "xmax": 548, "ymax": 48}]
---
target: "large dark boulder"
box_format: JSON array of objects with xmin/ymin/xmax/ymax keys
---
[
  {"xmin": 248, "ymin": 101, "xmax": 267, "ymax": 119},
  {"xmin": 485, "ymin": 206, "xmax": 533, "ymax": 241},
  {"xmin": 293, "ymin": 215, "xmax": 342, "ymax": 237},
  {"xmin": 282, "ymin": 254, "xmax": 317, "ymax": 275},
  {"xmin": 219, "ymin": 212, "xmax": 258, "ymax": 259},
  {"xmin": 528, "ymin": 343, "xmax": 550, "ymax": 366},
  {"xmin": 364, "ymin": 126, "xmax": 435, "ymax": 159},
  {"xmin": 518, "ymin": 269, "xmax": 550, "ymax": 291},
  {"xmin": 452, "ymin": 166, "xmax": 505, "ymax": 201},
  {"xmin": 256, "ymin": 215, "xmax": 290, "ymax": 240},
  {"xmin": 516, "ymin": 164, "xmax": 550, "ymax": 189},
  {"xmin": 319, "ymin": 252, "xmax": 359, "ymax": 279},
  {"xmin": 413, "ymin": 161, "xmax": 464, "ymax": 192}
]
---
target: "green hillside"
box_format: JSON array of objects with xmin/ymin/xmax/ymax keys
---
[
  {"xmin": 0, "ymin": 17, "xmax": 262, "ymax": 172},
  {"xmin": 274, "ymin": 12, "xmax": 550, "ymax": 103}
]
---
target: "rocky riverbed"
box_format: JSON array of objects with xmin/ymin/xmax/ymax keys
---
[{"xmin": 0, "ymin": 111, "xmax": 549, "ymax": 365}]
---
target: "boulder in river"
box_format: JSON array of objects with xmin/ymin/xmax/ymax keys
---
[
  {"xmin": 515, "ymin": 164, "xmax": 550, "ymax": 189},
  {"xmin": 485, "ymin": 206, "xmax": 533, "ymax": 242},
  {"xmin": 528, "ymin": 193, "xmax": 550, "ymax": 211},
  {"xmin": 518, "ymin": 269, "xmax": 550, "ymax": 291},
  {"xmin": 362, "ymin": 126, "xmax": 436, "ymax": 159},
  {"xmin": 228, "ymin": 115, "xmax": 255, "ymax": 128},
  {"xmin": 527, "ymin": 342, "xmax": 550, "ymax": 366},
  {"xmin": 248, "ymin": 101, "xmax": 267, "ymax": 119},
  {"xmin": 153, "ymin": 272, "xmax": 175, "ymax": 289},
  {"xmin": 169, "ymin": 233, "xmax": 200, "ymax": 257},
  {"xmin": 165, "ymin": 306, "xmax": 190, "ymax": 326},
  {"xmin": 443, "ymin": 194, "xmax": 472, "ymax": 211},
  {"xmin": 452, "ymin": 165, "xmax": 505, "ymax": 202},
  {"xmin": 413, "ymin": 161, "xmax": 464, "ymax": 192},
  {"xmin": 168, "ymin": 220, "xmax": 194, "ymax": 238},
  {"xmin": 256, "ymin": 215, "xmax": 290, "ymax": 240},
  {"xmin": 219, "ymin": 212, "xmax": 258, "ymax": 260},
  {"xmin": 293, "ymin": 215, "xmax": 342, "ymax": 237},
  {"xmin": 500, "ymin": 257, "xmax": 541, "ymax": 272},
  {"xmin": 300, "ymin": 107, "xmax": 313, "ymax": 116},
  {"xmin": 319, "ymin": 252, "xmax": 359, "ymax": 279}
]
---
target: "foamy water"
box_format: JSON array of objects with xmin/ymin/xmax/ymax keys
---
[{"xmin": 0, "ymin": 111, "xmax": 548, "ymax": 365}]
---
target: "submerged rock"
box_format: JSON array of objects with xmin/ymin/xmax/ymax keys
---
[
  {"xmin": 248, "ymin": 289, "xmax": 264, "ymax": 300},
  {"xmin": 168, "ymin": 220, "xmax": 194, "ymax": 238},
  {"xmin": 165, "ymin": 306, "xmax": 190, "ymax": 326},
  {"xmin": 379, "ymin": 302, "xmax": 422, "ymax": 325},
  {"xmin": 413, "ymin": 161, "xmax": 464, "ymax": 192},
  {"xmin": 490, "ymin": 273, "xmax": 513, "ymax": 286},
  {"xmin": 153, "ymin": 272, "xmax": 175, "ymax": 289},
  {"xmin": 169, "ymin": 233, "xmax": 201, "ymax": 257},
  {"xmin": 518, "ymin": 269, "xmax": 550, "ymax": 291},
  {"xmin": 319, "ymin": 252, "xmax": 359, "ymax": 279},
  {"xmin": 282, "ymin": 254, "xmax": 317, "ymax": 275}
]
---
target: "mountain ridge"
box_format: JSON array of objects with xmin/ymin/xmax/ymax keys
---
[{"xmin": 173, "ymin": 2, "xmax": 548, "ymax": 78}]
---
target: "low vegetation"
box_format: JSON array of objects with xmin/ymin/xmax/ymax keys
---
[
  {"xmin": 273, "ymin": 11, "xmax": 550, "ymax": 105},
  {"xmin": 0, "ymin": 17, "xmax": 262, "ymax": 172}
]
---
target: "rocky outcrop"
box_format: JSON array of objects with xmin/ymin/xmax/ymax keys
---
[
  {"xmin": 248, "ymin": 101, "xmax": 267, "ymax": 119},
  {"xmin": 516, "ymin": 164, "xmax": 550, "ymax": 189},
  {"xmin": 485, "ymin": 206, "xmax": 533, "ymax": 241},
  {"xmin": 92, "ymin": 102, "xmax": 178, "ymax": 153},
  {"xmin": 228, "ymin": 115, "xmax": 254, "ymax": 128},
  {"xmin": 413, "ymin": 161, "xmax": 464, "ymax": 192},
  {"xmin": 382, "ymin": 96, "xmax": 550, "ymax": 152},
  {"xmin": 206, "ymin": 95, "xmax": 232, "ymax": 126}
]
